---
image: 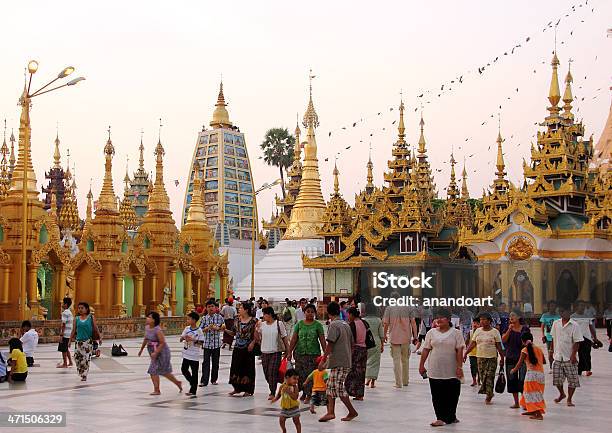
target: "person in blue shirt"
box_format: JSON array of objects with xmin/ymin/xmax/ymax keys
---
[{"xmin": 539, "ymin": 300, "xmax": 560, "ymax": 368}]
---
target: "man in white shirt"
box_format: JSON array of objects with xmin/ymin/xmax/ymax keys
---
[
  {"xmin": 551, "ymin": 305, "xmax": 583, "ymax": 407},
  {"xmin": 20, "ymin": 320, "xmax": 39, "ymax": 367},
  {"xmin": 57, "ymin": 297, "xmax": 74, "ymax": 368},
  {"xmin": 295, "ymin": 298, "xmax": 307, "ymax": 322},
  {"xmin": 571, "ymin": 301, "xmax": 601, "ymax": 376}
]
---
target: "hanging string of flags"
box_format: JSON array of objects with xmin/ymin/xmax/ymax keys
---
[{"xmin": 318, "ymin": 0, "xmax": 601, "ymax": 167}]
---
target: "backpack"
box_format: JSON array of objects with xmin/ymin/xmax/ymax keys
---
[
  {"xmin": 283, "ymin": 307, "xmax": 293, "ymax": 323},
  {"xmin": 350, "ymin": 320, "xmax": 376, "ymax": 350}
]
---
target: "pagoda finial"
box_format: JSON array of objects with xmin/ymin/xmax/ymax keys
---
[
  {"xmin": 366, "ymin": 143, "xmax": 374, "ymax": 190},
  {"xmin": 139, "ymin": 129, "xmax": 145, "ymax": 170},
  {"xmin": 148, "ymin": 121, "xmax": 170, "ymax": 212},
  {"xmin": 210, "ymin": 80, "xmax": 232, "ymax": 128},
  {"xmin": 562, "ymin": 59, "xmax": 574, "ymax": 121},
  {"xmin": 97, "ymin": 126, "xmax": 118, "ymax": 212},
  {"xmin": 461, "ymin": 157, "xmax": 470, "ymax": 199},
  {"xmin": 124, "ymin": 155, "xmax": 131, "ymax": 190},
  {"xmin": 418, "ymin": 109, "xmax": 426, "ymax": 155},
  {"xmin": 53, "ymin": 126, "xmax": 61, "ymax": 169},
  {"xmin": 495, "ymin": 122, "xmax": 506, "ymax": 179},
  {"xmin": 9, "ymin": 128, "xmax": 16, "ymax": 174},
  {"xmin": 333, "ymin": 160, "xmax": 340, "ymax": 195},
  {"xmin": 293, "ymin": 113, "xmax": 302, "ymax": 165},
  {"xmin": 397, "ymin": 97, "xmax": 406, "ymax": 145},
  {"xmin": 186, "ymin": 161, "xmax": 207, "ymax": 224},
  {"xmin": 303, "ymin": 69, "xmax": 319, "ymax": 129},
  {"xmin": 547, "ymin": 50, "xmax": 561, "ymax": 117}
]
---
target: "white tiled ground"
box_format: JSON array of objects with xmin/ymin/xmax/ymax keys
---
[{"xmin": 0, "ymin": 328, "xmax": 609, "ymax": 433}]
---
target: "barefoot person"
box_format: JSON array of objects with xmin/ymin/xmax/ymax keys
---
[
  {"xmin": 271, "ymin": 368, "xmax": 302, "ymax": 433},
  {"xmin": 345, "ymin": 307, "xmax": 368, "ymax": 401},
  {"xmin": 57, "ymin": 297, "xmax": 74, "ymax": 369},
  {"xmin": 70, "ymin": 302, "xmax": 101, "ymax": 382},
  {"xmin": 363, "ymin": 303, "xmax": 384, "ymax": 388},
  {"xmin": 419, "ymin": 308, "xmax": 464, "ymax": 427},
  {"xmin": 502, "ymin": 312, "xmax": 529, "ymax": 409},
  {"xmin": 540, "ymin": 301, "xmax": 560, "ymax": 370},
  {"xmin": 227, "ymin": 302, "xmax": 258, "ymax": 397},
  {"xmin": 510, "ymin": 332, "xmax": 546, "ymax": 420},
  {"xmin": 550, "ymin": 304, "xmax": 583, "ymax": 407},
  {"xmin": 258, "ymin": 306, "xmax": 290, "ymax": 400},
  {"xmin": 464, "ymin": 312, "xmax": 504, "ymax": 405},
  {"xmin": 138, "ymin": 311, "xmax": 182, "ymax": 395},
  {"xmin": 318, "ymin": 302, "xmax": 358, "ymax": 422}
]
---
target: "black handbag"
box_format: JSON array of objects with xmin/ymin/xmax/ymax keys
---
[
  {"xmin": 112, "ymin": 343, "xmax": 128, "ymax": 357},
  {"xmin": 495, "ymin": 370, "xmax": 506, "ymax": 394},
  {"xmin": 363, "ymin": 321, "xmax": 376, "ymax": 350}
]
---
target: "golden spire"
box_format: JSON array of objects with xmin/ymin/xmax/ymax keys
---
[
  {"xmin": 547, "ymin": 51, "xmax": 561, "ymax": 118},
  {"xmin": 284, "ymin": 73, "xmax": 326, "ymax": 239},
  {"xmin": 495, "ymin": 127, "xmax": 506, "ymax": 179},
  {"xmin": 366, "ymin": 144, "xmax": 374, "ymax": 190},
  {"xmin": 461, "ymin": 159, "xmax": 470, "ymax": 199},
  {"xmin": 138, "ymin": 131, "xmax": 145, "ymax": 170},
  {"xmin": 147, "ymin": 119, "xmax": 171, "ymax": 212},
  {"xmin": 303, "ymin": 70, "xmax": 319, "ymax": 129},
  {"xmin": 186, "ymin": 161, "xmax": 208, "ymax": 224},
  {"xmin": 86, "ymin": 186, "xmax": 93, "ymax": 221},
  {"xmin": 9, "ymin": 85, "xmax": 38, "ymax": 198},
  {"xmin": 333, "ymin": 161, "xmax": 340, "ymax": 195},
  {"xmin": 119, "ymin": 157, "xmax": 138, "ymax": 230},
  {"xmin": 53, "ymin": 130, "xmax": 61, "ymax": 169},
  {"xmin": 294, "ymin": 115, "xmax": 302, "ymax": 163},
  {"xmin": 97, "ymin": 126, "xmax": 118, "ymax": 213},
  {"xmin": 210, "ymin": 81, "xmax": 233, "ymax": 128},
  {"xmin": 0, "ymin": 120, "xmax": 9, "ymax": 194},
  {"xmin": 397, "ymin": 98, "xmax": 406, "ymax": 145},
  {"xmin": 562, "ymin": 60, "xmax": 574, "ymax": 121},
  {"xmin": 9, "ymin": 128, "xmax": 16, "ymax": 174},
  {"xmin": 418, "ymin": 111, "xmax": 426, "ymax": 155}
]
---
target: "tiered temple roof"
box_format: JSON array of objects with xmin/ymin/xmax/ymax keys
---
[
  {"xmin": 128, "ymin": 137, "xmax": 151, "ymax": 220},
  {"xmin": 41, "ymin": 134, "xmax": 66, "ymax": 211}
]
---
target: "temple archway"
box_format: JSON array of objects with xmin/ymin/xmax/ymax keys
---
[{"xmin": 556, "ymin": 269, "xmax": 579, "ymax": 306}]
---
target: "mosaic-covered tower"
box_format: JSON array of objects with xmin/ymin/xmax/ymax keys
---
[{"xmin": 181, "ymin": 82, "xmax": 257, "ymax": 245}]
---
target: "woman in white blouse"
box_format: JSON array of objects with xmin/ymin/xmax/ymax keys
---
[{"xmin": 419, "ymin": 308, "xmax": 465, "ymax": 427}]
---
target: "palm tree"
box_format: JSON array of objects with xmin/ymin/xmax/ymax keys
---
[{"xmin": 260, "ymin": 128, "xmax": 295, "ymax": 199}]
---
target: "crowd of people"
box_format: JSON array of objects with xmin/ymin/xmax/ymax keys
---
[{"xmin": 1, "ymin": 294, "xmax": 610, "ymax": 432}]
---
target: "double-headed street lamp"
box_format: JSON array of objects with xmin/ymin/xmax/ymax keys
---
[
  {"xmin": 250, "ymin": 178, "xmax": 281, "ymax": 299},
  {"xmin": 19, "ymin": 61, "xmax": 85, "ymax": 319}
]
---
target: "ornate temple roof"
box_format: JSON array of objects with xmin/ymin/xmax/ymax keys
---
[
  {"xmin": 96, "ymin": 128, "xmax": 119, "ymax": 214},
  {"xmin": 42, "ymin": 133, "xmax": 66, "ymax": 211},
  {"xmin": 0, "ymin": 122, "xmax": 10, "ymax": 200},
  {"xmin": 58, "ymin": 159, "xmax": 81, "ymax": 233},
  {"xmin": 119, "ymin": 163, "xmax": 138, "ymax": 231},
  {"xmin": 129, "ymin": 135, "xmax": 151, "ymax": 219}
]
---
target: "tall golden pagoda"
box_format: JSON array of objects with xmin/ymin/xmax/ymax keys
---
[
  {"xmin": 58, "ymin": 160, "xmax": 81, "ymax": 234},
  {"xmin": 594, "ymin": 88, "xmax": 612, "ymax": 170},
  {"xmin": 382, "ymin": 100, "xmax": 411, "ymax": 203},
  {"xmin": 129, "ymin": 136, "xmax": 151, "ymax": 220},
  {"xmin": 283, "ymin": 79, "xmax": 326, "ymax": 239}
]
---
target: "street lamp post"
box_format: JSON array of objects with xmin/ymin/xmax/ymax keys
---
[
  {"xmin": 250, "ymin": 179, "xmax": 281, "ymax": 299},
  {"xmin": 19, "ymin": 61, "xmax": 85, "ymax": 320}
]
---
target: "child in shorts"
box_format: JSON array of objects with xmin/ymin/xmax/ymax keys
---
[
  {"xmin": 303, "ymin": 355, "xmax": 328, "ymax": 413},
  {"xmin": 271, "ymin": 368, "xmax": 301, "ymax": 433}
]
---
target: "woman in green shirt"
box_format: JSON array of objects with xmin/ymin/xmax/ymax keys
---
[
  {"xmin": 70, "ymin": 302, "xmax": 101, "ymax": 382},
  {"xmin": 288, "ymin": 304, "xmax": 325, "ymax": 403}
]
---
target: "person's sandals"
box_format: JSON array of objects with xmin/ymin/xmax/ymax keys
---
[{"xmin": 430, "ymin": 420, "xmax": 446, "ymax": 427}]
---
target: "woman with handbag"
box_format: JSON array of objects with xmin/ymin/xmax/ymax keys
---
[
  {"xmin": 345, "ymin": 307, "xmax": 369, "ymax": 400},
  {"xmin": 258, "ymin": 306, "xmax": 291, "ymax": 399},
  {"xmin": 419, "ymin": 308, "xmax": 465, "ymax": 427},
  {"xmin": 287, "ymin": 303, "xmax": 326, "ymax": 403},
  {"xmin": 363, "ymin": 303, "xmax": 385, "ymax": 388},
  {"xmin": 227, "ymin": 302, "xmax": 258, "ymax": 397},
  {"xmin": 502, "ymin": 312, "xmax": 529, "ymax": 409},
  {"xmin": 138, "ymin": 311, "xmax": 182, "ymax": 395},
  {"xmin": 464, "ymin": 312, "xmax": 505, "ymax": 405},
  {"xmin": 70, "ymin": 302, "xmax": 102, "ymax": 382}
]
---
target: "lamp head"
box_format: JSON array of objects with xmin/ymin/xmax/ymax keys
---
[
  {"xmin": 27, "ymin": 60, "xmax": 39, "ymax": 74},
  {"xmin": 58, "ymin": 66, "xmax": 75, "ymax": 78},
  {"xmin": 67, "ymin": 77, "xmax": 86, "ymax": 86}
]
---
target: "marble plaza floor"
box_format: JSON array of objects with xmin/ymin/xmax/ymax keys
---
[{"xmin": 0, "ymin": 328, "xmax": 610, "ymax": 433}]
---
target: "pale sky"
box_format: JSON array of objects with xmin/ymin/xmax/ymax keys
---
[{"xmin": 1, "ymin": 0, "xmax": 611, "ymax": 225}]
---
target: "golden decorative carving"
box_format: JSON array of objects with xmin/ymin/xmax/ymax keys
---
[{"xmin": 507, "ymin": 236, "xmax": 535, "ymax": 261}]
